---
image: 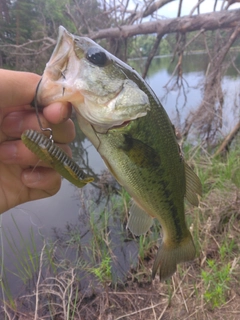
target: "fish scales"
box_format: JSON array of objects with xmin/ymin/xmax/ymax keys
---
[
  {"xmin": 97, "ymin": 102, "xmax": 186, "ymax": 241},
  {"xmin": 33, "ymin": 26, "xmax": 202, "ymax": 281}
]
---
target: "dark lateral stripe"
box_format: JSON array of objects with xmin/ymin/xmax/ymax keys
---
[{"xmin": 161, "ymin": 178, "xmax": 184, "ymax": 242}]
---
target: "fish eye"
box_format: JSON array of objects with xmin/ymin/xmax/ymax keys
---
[{"xmin": 86, "ymin": 47, "xmax": 107, "ymax": 67}]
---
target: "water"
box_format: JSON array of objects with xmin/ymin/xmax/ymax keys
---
[
  {"xmin": 1, "ymin": 53, "xmax": 240, "ymax": 300},
  {"xmin": 131, "ymin": 53, "xmax": 240, "ymax": 136}
]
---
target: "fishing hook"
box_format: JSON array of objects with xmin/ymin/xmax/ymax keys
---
[{"xmin": 34, "ymin": 79, "xmax": 54, "ymax": 143}]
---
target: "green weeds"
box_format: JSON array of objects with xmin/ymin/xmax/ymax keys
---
[
  {"xmin": 201, "ymin": 259, "xmax": 231, "ymax": 309},
  {"xmin": 200, "ymin": 239, "xmax": 236, "ymax": 309},
  {"xmin": 89, "ymin": 254, "xmax": 112, "ymax": 283},
  {"xmin": 3, "ymin": 217, "xmax": 39, "ymax": 284},
  {"xmin": 2, "ymin": 145, "xmax": 240, "ymax": 318}
]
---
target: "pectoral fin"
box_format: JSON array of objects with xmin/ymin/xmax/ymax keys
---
[
  {"xmin": 127, "ymin": 201, "xmax": 153, "ymax": 236},
  {"xmin": 185, "ymin": 162, "xmax": 202, "ymax": 206}
]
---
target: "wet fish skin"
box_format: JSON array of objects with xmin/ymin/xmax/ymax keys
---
[
  {"xmin": 92, "ymin": 103, "xmax": 197, "ymax": 281},
  {"xmin": 36, "ymin": 26, "xmax": 202, "ymax": 281}
]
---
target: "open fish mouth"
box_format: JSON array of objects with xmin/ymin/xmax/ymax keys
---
[
  {"xmin": 36, "ymin": 27, "xmax": 84, "ymax": 107},
  {"xmin": 36, "ymin": 26, "xmax": 150, "ymax": 130}
]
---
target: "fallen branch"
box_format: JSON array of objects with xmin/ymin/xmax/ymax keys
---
[
  {"xmin": 214, "ymin": 120, "xmax": 240, "ymax": 157},
  {"xmin": 91, "ymin": 9, "xmax": 240, "ymax": 40}
]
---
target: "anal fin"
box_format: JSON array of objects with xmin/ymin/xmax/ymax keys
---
[{"xmin": 127, "ymin": 201, "xmax": 153, "ymax": 236}]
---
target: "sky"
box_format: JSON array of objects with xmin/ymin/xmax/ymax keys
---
[{"xmin": 157, "ymin": 0, "xmax": 240, "ymax": 18}]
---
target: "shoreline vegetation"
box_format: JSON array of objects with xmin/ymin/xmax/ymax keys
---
[
  {"xmin": 1, "ymin": 141, "xmax": 240, "ymax": 319},
  {"xmin": 128, "ymin": 46, "xmax": 240, "ymax": 61}
]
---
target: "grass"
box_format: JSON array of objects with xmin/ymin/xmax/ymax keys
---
[
  {"xmin": 1, "ymin": 145, "xmax": 240, "ymax": 318},
  {"xmin": 201, "ymin": 259, "xmax": 231, "ymax": 309},
  {"xmin": 3, "ymin": 217, "xmax": 39, "ymax": 285},
  {"xmin": 89, "ymin": 254, "xmax": 112, "ymax": 284}
]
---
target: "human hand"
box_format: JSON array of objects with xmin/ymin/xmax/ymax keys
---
[{"xmin": 0, "ymin": 69, "xmax": 75, "ymax": 214}]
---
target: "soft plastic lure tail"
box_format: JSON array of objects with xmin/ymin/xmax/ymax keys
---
[{"xmin": 21, "ymin": 129, "xmax": 94, "ymax": 188}]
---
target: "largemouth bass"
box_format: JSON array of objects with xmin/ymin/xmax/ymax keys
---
[{"xmin": 34, "ymin": 26, "xmax": 202, "ymax": 281}]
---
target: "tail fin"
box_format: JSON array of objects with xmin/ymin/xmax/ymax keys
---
[{"xmin": 152, "ymin": 232, "xmax": 196, "ymax": 281}]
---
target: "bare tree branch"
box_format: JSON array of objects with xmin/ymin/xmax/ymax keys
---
[
  {"xmin": 213, "ymin": 0, "xmax": 218, "ymax": 11},
  {"xmin": 90, "ymin": 9, "xmax": 240, "ymax": 39},
  {"xmin": 183, "ymin": 23, "xmax": 240, "ymax": 142},
  {"xmin": 189, "ymin": 0, "xmax": 205, "ymax": 16},
  {"xmin": 164, "ymin": 28, "xmax": 205, "ymax": 90},
  {"xmin": 128, "ymin": 0, "xmax": 176, "ymax": 24},
  {"xmin": 143, "ymin": 0, "xmax": 176, "ymax": 17},
  {"xmin": 142, "ymin": 33, "xmax": 162, "ymax": 78},
  {"xmin": 177, "ymin": 0, "xmax": 183, "ymax": 17},
  {"xmin": 225, "ymin": 0, "xmax": 240, "ymax": 10},
  {"xmin": 214, "ymin": 120, "xmax": 240, "ymax": 156},
  {"xmin": 0, "ymin": 37, "xmax": 56, "ymax": 49},
  {"xmin": 74, "ymin": 0, "xmax": 91, "ymax": 34}
]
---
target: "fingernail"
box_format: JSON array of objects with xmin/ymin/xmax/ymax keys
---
[
  {"xmin": 61, "ymin": 103, "xmax": 72, "ymax": 121},
  {"xmin": 22, "ymin": 170, "xmax": 41, "ymax": 184},
  {"xmin": 2, "ymin": 112, "xmax": 23, "ymax": 135},
  {"xmin": 0, "ymin": 142, "xmax": 17, "ymax": 162}
]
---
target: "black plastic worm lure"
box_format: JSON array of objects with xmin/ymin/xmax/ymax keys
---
[{"xmin": 21, "ymin": 129, "xmax": 94, "ymax": 188}]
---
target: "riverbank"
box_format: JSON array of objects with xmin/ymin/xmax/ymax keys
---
[{"xmin": 1, "ymin": 142, "xmax": 240, "ymax": 319}]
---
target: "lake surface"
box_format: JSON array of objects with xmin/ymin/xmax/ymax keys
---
[{"xmin": 1, "ymin": 53, "xmax": 240, "ymax": 300}]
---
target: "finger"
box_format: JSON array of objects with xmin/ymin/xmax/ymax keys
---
[
  {"xmin": 43, "ymin": 102, "xmax": 73, "ymax": 124},
  {"xmin": 1, "ymin": 111, "xmax": 75, "ymax": 143},
  {"xmin": 22, "ymin": 167, "xmax": 61, "ymax": 198},
  {"xmin": 0, "ymin": 140, "xmax": 72, "ymax": 166},
  {"xmin": 0, "ymin": 70, "xmax": 40, "ymax": 108},
  {"xmin": 52, "ymin": 120, "xmax": 76, "ymax": 143}
]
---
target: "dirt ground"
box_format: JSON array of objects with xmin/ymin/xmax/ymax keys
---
[
  {"xmin": 2, "ymin": 172, "xmax": 240, "ymax": 319},
  {"xmin": 76, "ymin": 265, "xmax": 240, "ymax": 320}
]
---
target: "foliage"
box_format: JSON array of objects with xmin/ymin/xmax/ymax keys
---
[
  {"xmin": 89, "ymin": 255, "xmax": 112, "ymax": 283},
  {"xmin": 0, "ymin": 0, "xmax": 103, "ymax": 71},
  {"xmin": 201, "ymin": 259, "xmax": 231, "ymax": 309},
  {"xmin": 128, "ymin": 35, "xmax": 170, "ymax": 58},
  {"xmin": 1, "ymin": 144, "xmax": 240, "ymax": 318}
]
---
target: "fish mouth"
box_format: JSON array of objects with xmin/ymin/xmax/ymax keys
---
[
  {"xmin": 110, "ymin": 120, "xmax": 131, "ymax": 129},
  {"xmin": 93, "ymin": 119, "xmax": 132, "ymax": 134},
  {"xmin": 35, "ymin": 26, "xmax": 84, "ymax": 107},
  {"xmin": 35, "ymin": 26, "xmax": 150, "ymax": 130}
]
